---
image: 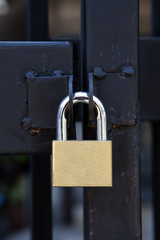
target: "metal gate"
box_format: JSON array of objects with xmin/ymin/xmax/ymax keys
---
[{"xmin": 0, "ymin": 0, "xmax": 159, "ymax": 239}]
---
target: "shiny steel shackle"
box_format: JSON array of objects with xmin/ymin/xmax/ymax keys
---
[{"xmin": 57, "ymin": 91, "xmax": 107, "ymax": 141}]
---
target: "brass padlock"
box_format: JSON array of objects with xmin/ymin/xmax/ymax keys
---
[{"xmin": 52, "ymin": 92, "xmax": 112, "ymax": 187}]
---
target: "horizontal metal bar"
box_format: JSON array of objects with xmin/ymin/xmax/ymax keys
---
[{"xmin": 0, "ymin": 38, "xmax": 158, "ymax": 154}]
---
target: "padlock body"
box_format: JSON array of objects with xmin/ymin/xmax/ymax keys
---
[{"xmin": 52, "ymin": 141, "xmax": 112, "ymax": 187}]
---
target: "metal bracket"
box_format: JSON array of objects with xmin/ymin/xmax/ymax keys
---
[{"xmin": 23, "ymin": 70, "xmax": 71, "ymax": 133}]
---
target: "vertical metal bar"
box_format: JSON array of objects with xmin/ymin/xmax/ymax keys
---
[
  {"xmin": 152, "ymin": 0, "xmax": 160, "ymax": 36},
  {"xmin": 152, "ymin": 2, "xmax": 160, "ymax": 239},
  {"xmin": 81, "ymin": 0, "xmax": 87, "ymax": 86},
  {"xmin": 27, "ymin": 0, "xmax": 48, "ymax": 40},
  {"xmin": 27, "ymin": 1, "xmax": 52, "ymax": 239},
  {"xmin": 30, "ymin": 155, "xmax": 52, "ymax": 240},
  {"xmin": 153, "ymin": 122, "xmax": 160, "ymax": 240},
  {"xmin": 62, "ymin": 188, "xmax": 72, "ymax": 224},
  {"xmin": 82, "ymin": 0, "xmax": 141, "ymax": 239}
]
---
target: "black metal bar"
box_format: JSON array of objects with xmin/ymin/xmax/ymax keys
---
[
  {"xmin": 30, "ymin": 155, "xmax": 52, "ymax": 240},
  {"xmin": 139, "ymin": 37, "xmax": 160, "ymax": 120},
  {"xmin": 81, "ymin": 0, "xmax": 87, "ymax": 87},
  {"xmin": 152, "ymin": 122, "xmax": 160, "ymax": 240},
  {"xmin": 152, "ymin": 3, "xmax": 160, "ymax": 239},
  {"xmin": 83, "ymin": 0, "xmax": 141, "ymax": 239},
  {"xmin": 27, "ymin": 3, "xmax": 51, "ymax": 238},
  {"xmin": 152, "ymin": 0, "xmax": 160, "ymax": 36},
  {"xmin": 62, "ymin": 188, "xmax": 73, "ymax": 224},
  {"xmin": 27, "ymin": 0, "xmax": 48, "ymax": 40}
]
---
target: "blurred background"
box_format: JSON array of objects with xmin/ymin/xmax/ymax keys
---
[{"xmin": 0, "ymin": 0, "xmax": 154, "ymax": 239}]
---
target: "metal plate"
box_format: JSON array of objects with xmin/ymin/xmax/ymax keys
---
[
  {"xmin": 0, "ymin": 42, "xmax": 72, "ymax": 154},
  {"xmin": 28, "ymin": 75, "xmax": 68, "ymax": 128}
]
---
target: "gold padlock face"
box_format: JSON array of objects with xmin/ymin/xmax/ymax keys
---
[{"xmin": 52, "ymin": 140, "xmax": 112, "ymax": 187}]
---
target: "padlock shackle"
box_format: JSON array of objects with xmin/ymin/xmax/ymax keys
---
[{"xmin": 57, "ymin": 92, "xmax": 107, "ymax": 141}]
